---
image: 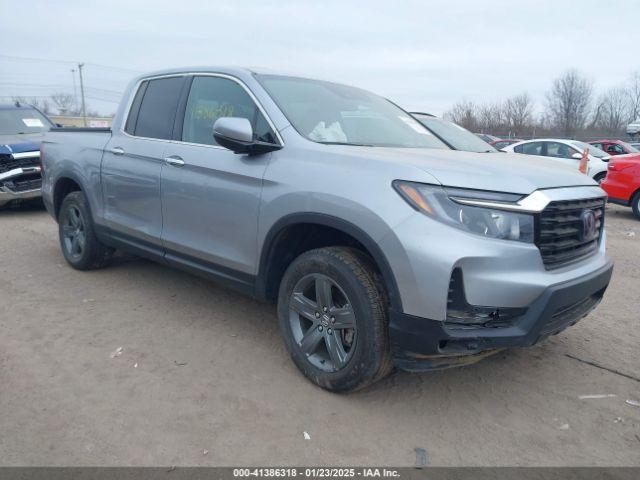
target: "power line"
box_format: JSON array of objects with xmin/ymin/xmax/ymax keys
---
[
  {"xmin": 0, "ymin": 82, "xmax": 123, "ymax": 95},
  {"xmin": 0, "ymin": 54, "xmax": 142, "ymax": 74},
  {"xmin": 0, "ymin": 95, "xmax": 120, "ymax": 104}
]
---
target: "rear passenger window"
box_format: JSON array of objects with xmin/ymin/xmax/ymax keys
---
[
  {"xmin": 182, "ymin": 76, "xmax": 277, "ymax": 146},
  {"xmin": 546, "ymin": 142, "xmax": 573, "ymax": 158},
  {"xmin": 124, "ymin": 81, "xmax": 147, "ymax": 135},
  {"xmin": 133, "ymin": 77, "xmax": 185, "ymax": 140}
]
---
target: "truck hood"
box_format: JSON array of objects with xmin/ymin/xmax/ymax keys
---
[
  {"xmin": 349, "ymin": 147, "xmax": 596, "ymax": 195},
  {"xmin": 0, "ymin": 135, "xmax": 42, "ymax": 155},
  {"xmin": 0, "ymin": 132, "xmax": 46, "ymax": 150}
]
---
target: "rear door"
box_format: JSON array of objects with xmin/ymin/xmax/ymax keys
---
[
  {"xmin": 102, "ymin": 75, "xmax": 187, "ymax": 249},
  {"xmin": 160, "ymin": 74, "xmax": 281, "ymax": 286}
]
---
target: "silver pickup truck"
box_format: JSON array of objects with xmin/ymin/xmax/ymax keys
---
[{"xmin": 41, "ymin": 67, "xmax": 613, "ymax": 391}]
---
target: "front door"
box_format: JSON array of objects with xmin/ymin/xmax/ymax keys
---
[{"xmin": 160, "ymin": 75, "xmax": 281, "ymax": 285}]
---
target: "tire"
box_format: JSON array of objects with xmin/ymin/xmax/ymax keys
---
[
  {"xmin": 632, "ymin": 191, "xmax": 640, "ymax": 220},
  {"xmin": 594, "ymin": 172, "xmax": 606, "ymax": 184},
  {"xmin": 277, "ymin": 247, "xmax": 393, "ymax": 392},
  {"xmin": 58, "ymin": 191, "xmax": 114, "ymax": 270}
]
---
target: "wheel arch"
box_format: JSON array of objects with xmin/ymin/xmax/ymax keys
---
[
  {"xmin": 256, "ymin": 213, "xmax": 403, "ymax": 312},
  {"xmin": 53, "ymin": 175, "xmax": 87, "ymax": 220}
]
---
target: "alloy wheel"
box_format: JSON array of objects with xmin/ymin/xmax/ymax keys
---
[
  {"xmin": 62, "ymin": 205, "xmax": 86, "ymax": 260},
  {"xmin": 288, "ymin": 273, "xmax": 357, "ymax": 372}
]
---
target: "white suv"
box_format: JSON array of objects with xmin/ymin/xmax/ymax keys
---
[{"xmin": 502, "ymin": 139, "xmax": 610, "ymax": 183}]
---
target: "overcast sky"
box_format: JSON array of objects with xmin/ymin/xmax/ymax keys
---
[{"xmin": 1, "ymin": 0, "xmax": 638, "ymax": 116}]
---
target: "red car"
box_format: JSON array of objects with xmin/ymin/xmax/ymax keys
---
[
  {"xmin": 601, "ymin": 155, "xmax": 640, "ymax": 219},
  {"xmin": 589, "ymin": 139, "xmax": 639, "ymax": 156},
  {"xmin": 490, "ymin": 138, "xmax": 522, "ymax": 150}
]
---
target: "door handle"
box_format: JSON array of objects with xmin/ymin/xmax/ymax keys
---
[
  {"xmin": 110, "ymin": 147, "xmax": 125, "ymax": 156},
  {"xmin": 164, "ymin": 155, "xmax": 185, "ymax": 167}
]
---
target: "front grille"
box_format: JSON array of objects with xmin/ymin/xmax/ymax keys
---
[
  {"xmin": 0, "ymin": 153, "xmax": 41, "ymax": 174},
  {"xmin": 536, "ymin": 197, "xmax": 605, "ymax": 270}
]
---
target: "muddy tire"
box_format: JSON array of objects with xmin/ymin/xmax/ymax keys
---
[
  {"xmin": 58, "ymin": 191, "xmax": 114, "ymax": 270},
  {"xmin": 277, "ymin": 247, "xmax": 393, "ymax": 392}
]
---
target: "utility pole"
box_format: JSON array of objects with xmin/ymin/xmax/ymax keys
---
[
  {"xmin": 78, "ymin": 63, "xmax": 87, "ymax": 127},
  {"xmin": 70, "ymin": 68, "xmax": 78, "ymax": 112}
]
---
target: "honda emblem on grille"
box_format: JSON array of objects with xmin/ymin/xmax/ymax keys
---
[{"xmin": 580, "ymin": 209, "xmax": 598, "ymax": 241}]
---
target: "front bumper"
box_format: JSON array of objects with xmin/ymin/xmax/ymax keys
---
[
  {"xmin": 0, "ymin": 160, "xmax": 42, "ymax": 207},
  {"xmin": 0, "ymin": 183, "xmax": 42, "ymax": 206},
  {"xmin": 390, "ymin": 261, "xmax": 613, "ymax": 372}
]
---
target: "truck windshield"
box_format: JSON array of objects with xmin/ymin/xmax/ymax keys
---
[
  {"xmin": 0, "ymin": 107, "xmax": 53, "ymax": 134},
  {"xmin": 412, "ymin": 114, "xmax": 497, "ymax": 153},
  {"xmin": 256, "ymin": 75, "xmax": 448, "ymax": 149}
]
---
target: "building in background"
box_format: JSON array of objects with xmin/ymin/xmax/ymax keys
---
[{"xmin": 49, "ymin": 115, "xmax": 113, "ymax": 128}]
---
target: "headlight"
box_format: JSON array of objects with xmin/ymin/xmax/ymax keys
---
[{"xmin": 393, "ymin": 181, "xmax": 534, "ymax": 243}]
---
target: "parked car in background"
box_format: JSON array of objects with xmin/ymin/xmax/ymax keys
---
[
  {"xmin": 626, "ymin": 120, "xmax": 640, "ymax": 136},
  {"xmin": 475, "ymin": 133, "xmax": 500, "ymax": 144},
  {"xmin": 629, "ymin": 142, "xmax": 640, "ymax": 150},
  {"xmin": 0, "ymin": 102, "xmax": 54, "ymax": 207},
  {"xmin": 411, "ymin": 113, "xmax": 497, "ymax": 152},
  {"xmin": 502, "ymin": 138, "xmax": 610, "ymax": 183},
  {"xmin": 490, "ymin": 138, "xmax": 522, "ymax": 150},
  {"xmin": 588, "ymin": 139, "xmax": 639, "ymax": 156},
  {"xmin": 601, "ymin": 156, "xmax": 640, "ymax": 219},
  {"xmin": 42, "ymin": 67, "xmax": 612, "ymax": 392}
]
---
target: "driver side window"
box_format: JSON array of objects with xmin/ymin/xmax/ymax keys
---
[
  {"xmin": 607, "ymin": 144, "xmax": 624, "ymax": 154},
  {"xmin": 545, "ymin": 142, "xmax": 575, "ymax": 159},
  {"xmin": 182, "ymin": 76, "xmax": 277, "ymax": 146}
]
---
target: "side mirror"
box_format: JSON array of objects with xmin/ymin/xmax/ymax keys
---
[
  {"xmin": 571, "ymin": 152, "xmax": 583, "ymax": 160},
  {"xmin": 212, "ymin": 117, "xmax": 281, "ymax": 156}
]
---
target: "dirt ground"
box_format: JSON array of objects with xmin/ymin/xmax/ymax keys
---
[{"xmin": 0, "ymin": 203, "xmax": 639, "ymax": 467}]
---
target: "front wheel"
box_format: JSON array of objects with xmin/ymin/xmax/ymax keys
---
[
  {"xmin": 58, "ymin": 191, "xmax": 114, "ymax": 270},
  {"xmin": 277, "ymin": 247, "xmax": 393, "ymax": 392}
]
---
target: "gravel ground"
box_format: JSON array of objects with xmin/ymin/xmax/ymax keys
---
[{"xmin": 0, "ymin": 203, "xmax": 639, "ymax": 466}]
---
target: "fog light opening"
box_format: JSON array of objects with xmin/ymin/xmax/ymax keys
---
[{"xmin": 446, "ymin": 268, "xmax": 526, "ymax": 327}]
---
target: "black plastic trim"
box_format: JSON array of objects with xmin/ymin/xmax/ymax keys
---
[
  {"xmin": 99, "ymin": 228, "xmax": 256, "ymax": 296},
  {"xmin": 256, "ymin": 212, "xmax": 403, "ymax": 311},
  {"xmin": 389, "ymin": 261, "xmax": 613, "ymax": 371},
  {"xmin": 50, "ymin": 127, "xmax": 112, "ymax": 133},
  {"xmin": 607, "ymin": 197, "xmax": 630, "ymax": 207}
]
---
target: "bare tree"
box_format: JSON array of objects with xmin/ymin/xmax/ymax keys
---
[
  {"xmin": 626, "ymin": 71, "xmax": 640, "ymax": 122},
  {"xmin": 444, "ymin": 100, "xmax": 478, "ymax": 131},
  {"xmin": 50, "ymin": 92, "xmax": 76, "ymax": 115},
  {"xmin": 477, "ymin": 102, "xmax": 503, "ymax": 133},
  {"xmin": 11, "ymin": 96, "xmax": 52, "ymax": 114},
  {"xmin": 545, "ymin": 69, "xmax": 593, "ymax": 137},
  {"xmin": 504, "ymin": 93, "xmax": 533, "ymax": 136},
  {"xmin": 591, "ymin": 86, "xmax": 629, "ymax": 134}
]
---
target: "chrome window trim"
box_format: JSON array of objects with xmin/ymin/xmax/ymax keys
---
[
  {"xmin": 451, "ymin": 186, "xmax": 606, "ymax": 213},
  {"xmin": 120, "ymin": 72, "xmax": 284, "ymax": 148}
]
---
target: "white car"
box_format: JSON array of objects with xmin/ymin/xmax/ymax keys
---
[
  {"xmin": 501, "ymin": 138, "xmax": 610, "ymax": 183},
  {"xmin": 626, "ymin": 121, "xmax": 640, "ymax": 136}
]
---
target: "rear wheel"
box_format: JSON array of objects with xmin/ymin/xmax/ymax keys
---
[
  {"xmin": 58, "ymin": 191, "xmax": 114, "ymax": 270},
  {"xmin": 632, "ymin": 191, "xmax": 640, "ymax": 220},
  {"xmin": 277, "ymin": 247, "xmax": 393, "ymax": 392}
]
